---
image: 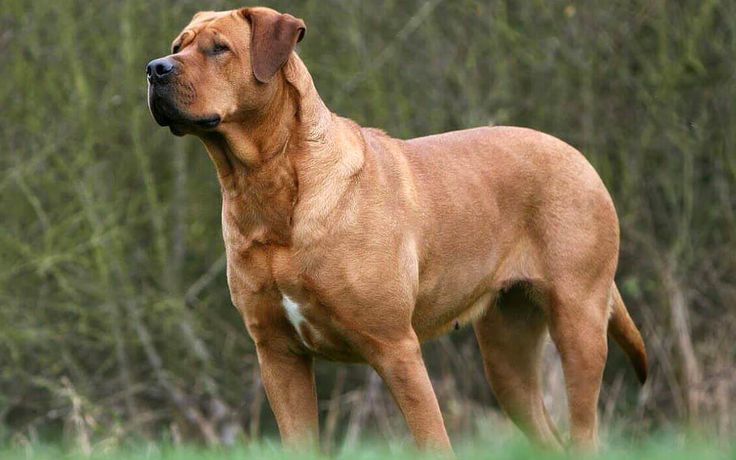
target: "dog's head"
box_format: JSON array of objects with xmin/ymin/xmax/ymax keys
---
[{"xmin": 146, "ymin": 7, "xmax": 305, "ymax": 136}]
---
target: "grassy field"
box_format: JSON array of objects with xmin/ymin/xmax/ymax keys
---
[{"xmin": 2, "ymin": 436, "xmax": 734, "ymax": 460}]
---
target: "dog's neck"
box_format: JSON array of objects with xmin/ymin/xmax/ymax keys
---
[
  {"xmin": 199, "ymin": 77, "xmax": 296, "ymax": 192},
  {"xmin": 199, "ymin": 54, "xmax": 365, "ymax": 246}
]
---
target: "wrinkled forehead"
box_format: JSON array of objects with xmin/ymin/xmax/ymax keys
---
[{"xmin": 172, "ymin": 10, "xmax": 249, "ymax": 49}]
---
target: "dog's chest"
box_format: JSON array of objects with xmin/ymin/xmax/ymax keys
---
[
  {"xmin": 278, "ymin": 292, "xmax": 322, "ymax": 353},
  {"xmin": 269, "ymin": 246, "xmax": 352, "ymax": 359},
  {"xmin": 269, "ymin": 250, "xmax": 308, "ymax": 332},
  {"xmin": 222, "ymin": 201, "xmax": 347, "ymax": 357},
  {"xmin": 276, "ymin": 288, "xmax": 351, "ymax": 360}
]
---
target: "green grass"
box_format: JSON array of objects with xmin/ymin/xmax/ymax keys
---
[{"xmin": 2, "ymin": 436, "xmax": 733, "ymax": 460}]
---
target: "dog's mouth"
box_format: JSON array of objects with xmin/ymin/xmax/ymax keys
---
[
  {"xmin": 193, "ymin": 115, "xmax": 222, "ymax": 129},
  {"xmin": 168, "ymin": 115, "xmax": 222, "ymax": 136},
  {"xmin": 147, "ymin": 85, "xmax": 221, "ymax": 135}
]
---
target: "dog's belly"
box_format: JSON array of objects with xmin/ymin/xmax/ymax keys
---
[
  {"xmin": 412, "ymin": 263, "xmax": 503, "ymax": 341},
  {"xmin": 415, "ymin": 290, "xmax": 496, "ymax": 340},
  {"xmin": 411, "ymin": 231, "xmax": 546, "ymax": 340}
]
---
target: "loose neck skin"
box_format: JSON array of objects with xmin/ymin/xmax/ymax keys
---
[
  {"xmin": 199, "ymin": 72, "xmax": 302, "ymax": 197},
  {"xmin": 196, "ymin": 54, "xmax": 364, "ymax": 246}
]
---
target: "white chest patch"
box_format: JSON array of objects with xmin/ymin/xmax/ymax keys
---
[
  {"xmin": 282, "ymin": 294, "xmax": 305, "ymax": 330},
  {"xmin": 282, "ymin": 294, "xmax": 313, "ymax": 347},
  {"xmin": 281, "ymin": 294, "xmax": 322, "ymax": 351}
]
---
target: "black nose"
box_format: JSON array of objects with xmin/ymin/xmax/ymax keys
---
[{"xmin": 146, "ymin": 57, "xmax": 175, "ymax": 82}]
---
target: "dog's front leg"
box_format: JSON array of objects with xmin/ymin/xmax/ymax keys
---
[
  {"xmin": 255, "ymin": 340, "xmax": 318, "ymax": 447},
  {"xmin": 362, "ymin": 332, "xmax": 452, "ymax": 453},
  {"xmin": 237, "ymin": 291, "xmax": 318, "ymax": 448}
]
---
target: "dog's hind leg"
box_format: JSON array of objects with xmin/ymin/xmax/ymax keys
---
[
  {"xmin": 546, "ymin": 284, "xmax": 610, "ymax": 451},
  {"xmin": 473, "ymin": 286, "xmax": 562, "ymax": 449}
]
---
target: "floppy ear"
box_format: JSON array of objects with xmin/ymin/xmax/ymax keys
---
[{"xmin": 241, "ymin": 8, "xmax": 306, "ymax": 83}]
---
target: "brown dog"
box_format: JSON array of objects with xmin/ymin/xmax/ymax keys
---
[{"xmin": 146, "ymin": 6, "xmax": 647, "ymax": 452}]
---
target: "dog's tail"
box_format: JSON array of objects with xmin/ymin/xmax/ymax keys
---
[{"xmin": 608, "ymin": 283, "xmax": 648, "ymax": 384}]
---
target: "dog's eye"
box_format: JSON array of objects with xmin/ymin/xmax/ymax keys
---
[
  {"xmin": 211, "ymin": 43, "xmax": 229, "ymax": 55},
  {"xmin": 172, "ymin": 44, "xmax": 181, "ymax": 54}
]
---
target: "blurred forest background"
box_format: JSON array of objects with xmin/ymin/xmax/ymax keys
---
[{"xmin": 1, "ymin": 0, "xmax": 735, "ymax": 452}]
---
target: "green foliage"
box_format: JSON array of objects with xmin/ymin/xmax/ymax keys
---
[{"xmin": 1, "ymin": 0, "xmax": 734, "ymax": 447}]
